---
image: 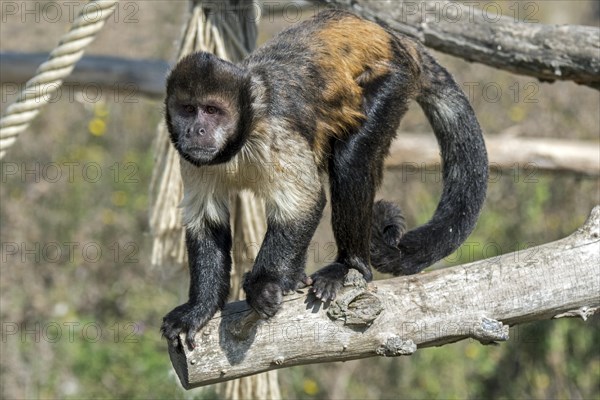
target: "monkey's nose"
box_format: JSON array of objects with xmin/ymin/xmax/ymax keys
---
[{"xmin": 198, "ymin": 128, "xmax": 206, "ymax": 136}]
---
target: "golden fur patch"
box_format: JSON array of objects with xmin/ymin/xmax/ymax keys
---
[{"xmin": 312, "ymin": 14, "xmax": 395, "ymax": 158}]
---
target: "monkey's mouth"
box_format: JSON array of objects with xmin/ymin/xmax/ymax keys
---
[
  {"xmin": 180, "ymin": 146, "xmax": 219, "ymax": 165},
  {"xmin": 184, "ymin": 147, "xmax": 217, "ymax": 158},
  {"xmin": 185, "ymin": 146, "xmax": 217, "ymax": 154}
]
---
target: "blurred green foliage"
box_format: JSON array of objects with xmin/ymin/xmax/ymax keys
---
[{"xmin": 1, "ymin": 94, "xmax": 598, "ymax": 400}]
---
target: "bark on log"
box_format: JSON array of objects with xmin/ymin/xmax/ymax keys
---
[
  {"xmin": 311, "ymin": 0, "xmax": 600, "ymax": 89},
  {"xmin": 167, "ymin": 206, "xmax": 600, "ymax": 389},
  {"xmin": 387, "ymin": 133, "xmax": 600, "ymax": 176}
]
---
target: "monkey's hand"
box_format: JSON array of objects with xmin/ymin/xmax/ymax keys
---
[
  {"xmin": 161, "ymin": 303, "xmax": 211, "ymax": 351},
  {"xmin": 243, "ymin": 273, "xmax": 285, "ymax": 319}
]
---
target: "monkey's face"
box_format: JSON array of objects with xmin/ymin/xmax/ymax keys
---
[
  {"xmin": 167, "ymin": 97, "xmax": 237, "ymax": 165},
  {"xmin": 165, "ymin": 52, "xmax": 253, "ymax": 166}
]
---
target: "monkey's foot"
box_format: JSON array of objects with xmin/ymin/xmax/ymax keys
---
[
  {"xmin": 309, "ymin": 263, "xmax": 349, "ymax": 302},
  {"xmin": 161, "ymin": 302, "xmax": 209, "ymax": 352},
  {"xmin": 243, "ymin": 275, "xmax": 284, "ymax": 319}
]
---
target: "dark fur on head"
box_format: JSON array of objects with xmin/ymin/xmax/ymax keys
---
[{"xmin": 165, "ymin": 52, "xmax": 254, "ymax": 166}]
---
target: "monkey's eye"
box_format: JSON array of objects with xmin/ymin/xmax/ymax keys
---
[
  {"xmin": 182, "ymin": 105, "xmax": 196, "ymax": 114},
  {"xmin": 204, "ymin": 105, "xmax": 218, "ymax": 115}
]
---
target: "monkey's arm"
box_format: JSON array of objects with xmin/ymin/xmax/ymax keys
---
[
  {"xmin": 243, "ymin": 190, "xmax": 326, "ymax": 318},
  {"xmin": 161, "ymin": 223, "xmax": 232, "ymax": 350}
]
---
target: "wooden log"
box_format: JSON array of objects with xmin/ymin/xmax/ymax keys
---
[
  {"xmin": 0, "ymin": 52, "xmax": 169, "ymax": 99},
  {"xmin": 167, "ymin": 206, "xmax": 600, "ymax": 389},
  {"xmin": 387, "ymin": 133, "xmax": 600, "ymax": 176}
]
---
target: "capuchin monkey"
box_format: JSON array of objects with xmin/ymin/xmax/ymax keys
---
[{"xmin": 161, "ymin": 10, "xmax": 488, "ymax": 350}]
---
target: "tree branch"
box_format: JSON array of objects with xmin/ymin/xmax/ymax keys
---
[
  {"xmin": 167, "ymin": 207, "xmax": 600, "ymax": 389},
  {"xmin": 0, "ymin": 52, "xmax": 169, "ymax": 100},
  {"xmin": 387, "ymin": 133, "xmax": 600, "ymax": 176},
  {"xmin": 310, "ymin": 0, "xmax": 600, "ymax": 89}
]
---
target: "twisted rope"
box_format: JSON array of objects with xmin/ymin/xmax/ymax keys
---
[
  {"xmin": 0, "ymin": 0, "xmax": 118, "ymax": 159},
  {"xmin": 149, "ymin": 2, "xmax": 280, "ymax": 397},
  {"xmin": 149, "ymin": 0, "xmax": 257, "ymax": 268}
]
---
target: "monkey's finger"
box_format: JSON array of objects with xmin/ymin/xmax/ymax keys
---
[
  {"xmin": 162, "ymin": 330, "xmax": 181, "ymax": 352},
  {"xmin": 320, "ymin": 286, "xmax": 336, "ymax": 302},
  {"xmin": 295, "ymin": 274, "xmax": 313, "ymax": 289},
  {"xmin": 312, "ymin": 286, "xmax": 324, "ymax": 300},
  {"xmin": 185, "ymin": 330, "xmax": 197, "ymax": 350}
]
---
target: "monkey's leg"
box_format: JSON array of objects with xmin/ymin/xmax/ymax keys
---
[
  {"xmin": 311, "ymin": 73, "xmax": 412, "ymax": 301},
  {"xmin": 161, "ymin": 223, "xmax": 232, "ymax": 350},
  {"xmin": 310, "ymin": 136, "xmax": 379, "ymax": 301},
  {"xmin": 243, "ymin": 189, "xmax": 325, "ymax": 318}
]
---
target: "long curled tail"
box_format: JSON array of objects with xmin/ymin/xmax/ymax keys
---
[{"xmin": 371, "ymin": 49, "xmax": 488, "ymax": 276}]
